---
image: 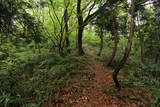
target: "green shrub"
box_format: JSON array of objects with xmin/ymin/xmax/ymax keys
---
[{"xmin": 0, "ymin": 48, "xmax": 87, "ymax": 106}]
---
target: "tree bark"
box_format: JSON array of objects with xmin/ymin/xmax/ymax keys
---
[
  {"xmin": 38, "ymin": 43, "xmax": 41, "ymax": 54},
  {"xmin": 77, "ymin": 0, "xmax": 84, "ymax": 55},
  {"xmin": 76, "ymin": 0, "xmax": 107, "ymax": 55},
  {"xmin": 64, "ymin": 8, "xmax": 70, "ymax": 48},
  {"xmin": 155, "ymin": 49, "xmax": 160, "ymax": 63},
  {"xmin": 155, "ymin": 53, "xmax": 159, "ymax": 63},
  {"xmin": 112, "ymin": 0, "xmax": 136, "ymax": 90},
  {"xmin": 107, "ymin": 40, "xmax": 118, "ymax": 66},
  {"xmin": 77, "ymin": 27, "xmax": 84, "ymax": 55},
  {"xmin": 137, "ymin": 14, "xmax": 144, "ymax": 64},
  {"xmin": 97, "ymin": 29, "xmax": 103, "ymax": 56},
  {"xmin": 140, "ymin": 34, "xmax": 144, "ymax": 63},
  {"xmin": 107, "ymin": 11, "xmax": 118, "ymax": 66}
]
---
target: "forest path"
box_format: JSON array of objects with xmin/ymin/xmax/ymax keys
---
[
  {"xmin": 74, "ymin": 53, "xmax": 114, "ymax": 106},
  {"xmin": 42, "ymin": 47, "xmax": 147, "ymax": 107},
  {"xmin": 73, "ymin": 47, "xmax": 139, "ymax": 107}
]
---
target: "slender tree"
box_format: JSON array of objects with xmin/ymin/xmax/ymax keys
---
[
  {"xmin": 112, "ymin": 0, "xmax": 136, "ymax": 90},
  {"xmin": 137, "ymin": 12, "xmax": 145, "ymax": 64},
  {"xmin": 77, "ymin": 0, "xmax": 84, "ymax": 55},
  {"xmin": 64, "ymin": 8, "xmax": 70, "ymax": 48},
  {"xmin": 107, "ymin": 8, "xmax": 119, "ymax": 66},
  {"xmin": 97, "ymin": 28, "xmax": 104, "ymax": 56},
  {"xmin": 76, "ymin": 0, "xmax": 107, "ymax": 55}
]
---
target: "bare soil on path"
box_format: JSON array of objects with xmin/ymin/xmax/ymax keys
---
[
  {"xmin": 42, "ymin": 48, "xmax": 150, "ymax": 107},
  {"xmin": 73, "ymin": 56, "xmax": 139, "ymax": 107}
]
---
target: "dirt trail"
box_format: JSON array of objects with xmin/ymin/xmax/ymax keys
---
[
  {"xmin": 74, "ymin": 55, "xmax": 139, "ymax": 107},
  {"xmin": 74, "ymin": 56, "xmax": 112, "ymax": 106},
  {"xmin": 43, "ymin": 48, "xmax": 148, "ymax": 107},
  {"xmin": 70, "ymin": 47, "xmax": 138, "ymax": 107}
]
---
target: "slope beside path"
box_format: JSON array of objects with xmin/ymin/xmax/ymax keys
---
[{"xmin": 42, "ymin": 48, "xmax": 149, "ymax": 107}]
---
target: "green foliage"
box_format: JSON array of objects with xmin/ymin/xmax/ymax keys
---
[
  {"xmin": 0, "ymin": 0, "xmax": 160, "ymax": 106},
  {"xmin": 0, "ymin": 45, "xmax": 87, "ymax": 106},
  {"xmin": 122, "ymin": 61, "xmax": 160, "ymax": 106},
  {"xmin": 136, "ymin": 64, "xmax": 160, "ymax": 78}
]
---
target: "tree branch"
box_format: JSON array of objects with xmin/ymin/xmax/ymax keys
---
[{"xmin": 83, "ymin": 2, "xmax": 107, "ymax": 26}]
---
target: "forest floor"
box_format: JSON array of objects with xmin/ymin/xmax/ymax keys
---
[{"xmin": 42, "ymin": 48, "xmax": 151, "ymax": 107}]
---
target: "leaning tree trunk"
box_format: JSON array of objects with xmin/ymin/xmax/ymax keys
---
[
  {"xmin": 112, "ymin": 0, "xmax": 136, "ymax": 90},
  {"xmin": 97, "ymin": 29, "xmax": 104, "ymax": 56},
  {"xmin": 107, "ymin": 12, "xmax": 118, "ymax": 66},
  {"xmin": 107, "ymin": 40, "xmax": 118, "ymax": 66}
]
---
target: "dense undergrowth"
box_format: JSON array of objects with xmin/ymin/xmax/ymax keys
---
[
  {"xmin": 84, "ymin": 36, "xmax": 160, "ymax": 106},
  {"xmin": 0, "ymin": 46, "xmax": 87, "ymax": 106},
  {"xmin": 0, "ymin": 39, "xmax": 159, "ymax": 107},
  {"xmin": 1, "ymin": 0, "xmax": 160, "ymax": 107},
  {"xmin": 98, "ymin": 44, "xmax": 160, "ymax": 106},
  {"xmin": 126, "ymin": 64, "xmax": 160, "ymax": 107}
]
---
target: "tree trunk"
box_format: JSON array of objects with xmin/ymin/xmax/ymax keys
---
[
  {"xmin": 97, "ymin": 29, "xmax": 103, "ymax": 56},
  {"xmin": 155, "ymin": 53, "xmax": 159, "ymax": 63},
  {"xmin": 77, "ymin": 27, "xmax": 84, "ymax": 55},
  {"xmin": 137, "ymin": 14, "xmax": 144, "ymax": 64},
  {"xmin": 38, "ymin": 43, "xmax": 41, "ymax": 54},
  {"xmin": 112, "ymin": 0, "xmax": 136, "ymax": 90},
  {"xmin": 140, "ymin": 34, "xmax": 144, "ymax": 63},
  {"xmin": 107, "ymin": 11, "xmax": 118, "ymax": 66},
  {"xmin": 155, "ymin": 49, "xmax": 160, "ymax": 63},
  {"xmin": 77, "ymin": 0, "xmax": 84, "ymax": 55},
  {"xmin": 107, "ymin": 40, "xmax": 118, "ymax": 66},
  {"xmin": 64, "ymin": 8, "xmax": 70, "ymax": 48}
]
